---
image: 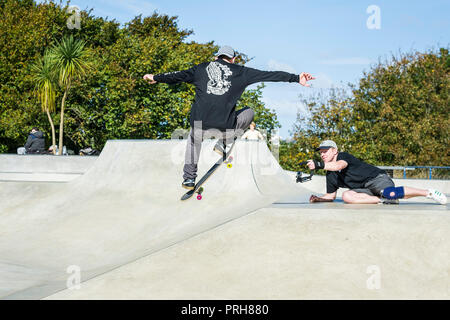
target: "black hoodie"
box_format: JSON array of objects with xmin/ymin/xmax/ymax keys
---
[
  {"xmin": 154, "ymin": 60, "xmax": 300, "ymax": 130},
  {"xmin": 24, "ymin": 131, "xmax": 46, "ymax": 153}
]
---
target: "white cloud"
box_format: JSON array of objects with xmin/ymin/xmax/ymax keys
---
[
  {"xmin": 320, "ymin": 57, "xmax": 372, "ymax": 65},
  {"xmin": 262, "ymin": 97, "xmax": 307, "ymax": 117},
  {"xmin": 267, "ymin": 59, "xmax": 297, "ymax": 74},
  {"xmin": 260, "ymin": 96, "xmax": 309, "ymax": 139},
  {"xmin": 265, "ymin": 60, "xmax": 334, "ymax": 89},
  {"xmin": 257, "ymin": 74, "xmax": 335, "ymax": 137},
  {"xmin": 311, "ymin": 72, "xmax": 334, "ymax": 89}
]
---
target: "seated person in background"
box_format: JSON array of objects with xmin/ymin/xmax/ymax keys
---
[
  {"xmin": 241, "ymin": 122, "xmax": 265, "ymax": 140},
  {"xmin": 47, "ymin": 145, "xmax": 57, "ymax": 155},
  {"xmin": 17, "ymin": 127, "xmax": 46, "ymax": 155},
  {"xmin": 307, "ymin": 140, "xmax": 447, "ymax": 205}
]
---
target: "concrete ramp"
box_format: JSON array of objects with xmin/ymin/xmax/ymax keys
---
[
  {"xmin": 47, "ymin": 206, "xmax": 450, "ymax": 300},
  {"xmin": 0, "ymin": 154, "xmax": 94, "ymax": 182},
  {"xmin": 0, "ymin": 140, "xmax": 307, "ymax": 299}
]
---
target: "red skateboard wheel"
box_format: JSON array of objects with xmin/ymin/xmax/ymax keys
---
[{"xmin": 197, "ymin": 194, "xmax": 202, "ymax": 200}]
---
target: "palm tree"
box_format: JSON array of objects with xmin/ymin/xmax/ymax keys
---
[
  {"xmin": 49, "ymin": 35, "xmax": 91, "ymax": 155},
  {"xmin": 30, "ymin": 52, "xmax": 57, "ymax": 154}
]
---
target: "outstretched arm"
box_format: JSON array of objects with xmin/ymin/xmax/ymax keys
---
[
  {"xmin": 307, "ymin": 159, "xmax": 348, "ymax": 171},
  {"xmin": 143, "ymin": 67, "xmax": 196, "ymax": 85},
  {"xmin": 245, "ymin": 67, "xmax": 315, "ymax": 87}
]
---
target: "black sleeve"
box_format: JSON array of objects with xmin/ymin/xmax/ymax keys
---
[
  {"xmin": 337, "ymin": 152, "xmax": 354, "ymax": 165},
  {"xmin": 153, "ymin": 66, "xmax": 196, "ymax": 84},
  {"xmin": 244, "ymin": 67, "xmax": 299, "ymax": 86},
  {"xmin": 24, "ymin": 134, "xmax": 33, "ymax": 149},
  {"xmin": 326, "ymin": 172, "xmax": 339, "ymax": 193}
]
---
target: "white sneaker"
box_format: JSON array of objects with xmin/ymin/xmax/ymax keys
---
[{"xmin": 426, "ymin": 189, "xmax": 447, "ymax": 205}]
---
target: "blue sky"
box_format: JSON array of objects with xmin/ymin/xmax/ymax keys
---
[{"xmin": 45, "ymin": 0, "xmax": 449, "ymax": 138}]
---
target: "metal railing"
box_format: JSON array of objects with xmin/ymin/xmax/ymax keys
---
[{"xmin": 378, "ymin": 166, "xmax": 450, "ymax": 180}]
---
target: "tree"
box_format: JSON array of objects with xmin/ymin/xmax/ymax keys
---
[
  {"xmin": 349, "ymin": 48, "xmax": 449, "ymax": 166},
  {"xmin": 283, "ymin": 48, "xmax": 449, "ymax": 171},
  {"xmin": 0, "ymin": 0, "xmax": 68, "ymax": 152},
  {"xmin": 48, "ymin": 35, "xmax": 91, "ymax": 155},
  {"xmin": 278, "ymin": 88, "xmax": 352, "ymax": 171},
  {"xmin": 0, "ymin": 1, "xmax": 281, "ymax": 154},
  {"xmin": 30, "ymin": 52, "xmax": 58, "ymax": 154},
  {"xmin": 61, "ymin": 14, "xmax": 219, "ymax": 148}
]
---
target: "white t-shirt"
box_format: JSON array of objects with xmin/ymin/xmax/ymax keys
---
[{"xmin": 241, "ymin": 129, "xmax": 264, "ymax": 140}]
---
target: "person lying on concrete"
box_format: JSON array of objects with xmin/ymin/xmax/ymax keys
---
[
  {"xmin": 307, "ymin": 140, "xmax": 447, "ymax": 205},
  {"xmin": 143, "ymin": 45, "xmax": 315, "ymax": 190},
  {"xmin": 241, "ymin": 122, "xmax": 265, "ymax": 141},
  {"xmin": 17, "ymin": 127, "xmax": 46, "ymax": 155}
]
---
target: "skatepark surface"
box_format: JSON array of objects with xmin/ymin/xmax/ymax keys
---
[{"xmin": 0, "ymin": 140, "xmax": 448, "ymax": 299}]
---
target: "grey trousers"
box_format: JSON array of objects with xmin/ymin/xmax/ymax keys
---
[
  {"xmin": 352, "ymin": 173, "xmax": 395, "ymax": 197},
  {"xmin": 183, "ymin": 107, "xmax": 255, "ymax": 179}
]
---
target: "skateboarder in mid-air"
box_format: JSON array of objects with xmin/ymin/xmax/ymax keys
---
[
  {"xmin": 306, "ymin": 140, "xmax": 447, "ymax": 205},
  {"xmin": 144, "ymin": 45, "xmax": 315, "ymax": 189}
]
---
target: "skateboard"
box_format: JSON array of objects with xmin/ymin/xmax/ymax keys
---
[{"xmin": 181, "ymin": 140, "xmax": 236, "ymax": 201}]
